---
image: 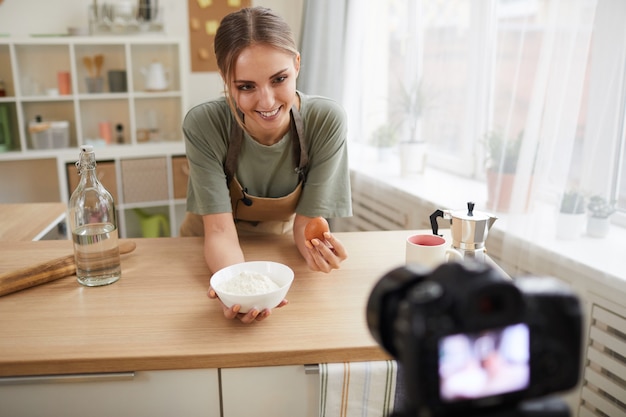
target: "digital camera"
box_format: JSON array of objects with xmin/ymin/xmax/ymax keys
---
[{"xmin": 366, "ymin": 261, "xmax": 582, "ymax": 417}]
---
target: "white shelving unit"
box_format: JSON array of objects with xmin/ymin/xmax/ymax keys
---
[{"xmin": 0, "ymin": 36, "xmax": 189, "ymax": 238}]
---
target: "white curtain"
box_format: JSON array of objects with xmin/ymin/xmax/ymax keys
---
[
  {"xmin": 298, "ymin": 0, "xmax": 348, "ymax": 102},
  {"xmin": 300, "ymin": 0, "xmax": 626, "ymax": 283}
]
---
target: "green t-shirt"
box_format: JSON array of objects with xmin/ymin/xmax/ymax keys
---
[{"xmin": 183, "ymin": 92, "xmax": 352, "ymax": 219}]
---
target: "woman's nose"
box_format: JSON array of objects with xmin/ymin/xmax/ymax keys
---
[{"xmin": 257, "ymin": 85, "xmax": 275, "ymax": 107}]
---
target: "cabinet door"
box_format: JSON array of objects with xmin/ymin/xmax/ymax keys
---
[
  {"xmin": 221, "ymin": 365, "xmax": 319, "ymax": 417},
  {"xmin": 0, "ymin": 369, "xmax": 220, "ymax": 417}
]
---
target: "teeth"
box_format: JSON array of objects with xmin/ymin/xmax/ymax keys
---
[{"xmin": 259, "ymin": 108, "xmax": 280, "ymax": 117}]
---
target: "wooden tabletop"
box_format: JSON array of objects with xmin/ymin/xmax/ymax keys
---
[
  {"xmin": 0, "ymin": 230, "xmax": 432, "ymax": 377},
  {"xmin": 0, "ymin": 203, "xmax": 66, "ymax": 241}
]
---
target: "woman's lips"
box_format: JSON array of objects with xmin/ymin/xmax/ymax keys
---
[{"xmin": 257, "ymin": 106, "xmax": 282, "ymax": 120}]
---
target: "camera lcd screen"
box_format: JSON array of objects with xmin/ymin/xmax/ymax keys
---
[{"xmin": 438, "ymin": 323, "xmax": 530, "ymax": 402}]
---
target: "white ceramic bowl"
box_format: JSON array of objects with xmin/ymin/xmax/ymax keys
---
[{"xmin": 210, "ymin": 261, "xmax": 294, "ymax": 313}]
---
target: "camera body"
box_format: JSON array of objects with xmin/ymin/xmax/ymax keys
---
[{"xmin": 367, "ymin": 261, "xmax": 582, "ymax": 417}]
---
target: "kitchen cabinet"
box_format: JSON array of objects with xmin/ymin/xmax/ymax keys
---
[
  {"xmin": 0, "ymin": 369, "xmax": 220, "ymax": 417},
  {"xmin": 0, "ymin": 233, "xmax": 400, "ymax": 416},
  {"xmin": 0, "ymin": 37, "xmax": 188, "ymax": 237},
  {"xmin": 0, "ymin": 367, "xmax": 318, "ymax": 417},
  {"xmin": 221, "ymin": 365, "xmax": 319, "ymax": 417}
]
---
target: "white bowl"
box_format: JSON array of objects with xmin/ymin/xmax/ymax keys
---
[{"xmin": 210, "ymin": 261, "xmax": 294, "ymax": 313}]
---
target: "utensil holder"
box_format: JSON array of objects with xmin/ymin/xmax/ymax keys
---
[{"xmin": 85, "ymin": 77, "xmax": 104, "ymax": 93}]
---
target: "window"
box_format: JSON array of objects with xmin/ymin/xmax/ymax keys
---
[{"xmin": 344, "ymin": 0, "xmax": 623, "ymax": 219}]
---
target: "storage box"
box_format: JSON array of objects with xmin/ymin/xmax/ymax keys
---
[
  {"xmin": 30, "ymin": 121, "xmax": 70, "ymax": 149},
  {"xmin": 66, "ymin": 160, "xmax": 119, "ymax": 203},
  {"xmin": 172, "ymin": 155, "xmax": 189, "ymax": 199},
  {"xmin": 121, "ymin": 157, "xmax": 169, "ymax": 203}
]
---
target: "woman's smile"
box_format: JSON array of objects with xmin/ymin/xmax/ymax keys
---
[
  {"xmin": 257, "ymin": 106, "xmax": 282, "ymax": 120},
  {"xmin": 231, "ymin": 43, "xmax": 300, "ymax": 145}
]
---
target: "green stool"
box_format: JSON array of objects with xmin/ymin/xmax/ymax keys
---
[{"xmin": 133, "ymin": 209, "xmax": 170, "ymax": 237}]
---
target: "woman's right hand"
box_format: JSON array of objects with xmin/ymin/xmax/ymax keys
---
[{"xmin": 208, "ymin": 287, "xmax": 288, "ymax": 323}]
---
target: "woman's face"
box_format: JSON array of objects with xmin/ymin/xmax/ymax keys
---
[{"xmin": 230, "ymin": 43, "xmax": 300, "ymax": 145}]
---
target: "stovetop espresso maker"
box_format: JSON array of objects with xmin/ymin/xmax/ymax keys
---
[{"xmin": 430, "ymin": 202, "xmax": 497, "ymax": 262}]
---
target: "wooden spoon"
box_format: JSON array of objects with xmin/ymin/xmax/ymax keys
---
[
  {"xmin": 83, "ymin": 56, "xmax": 94, "ymax": 78},
  {"xmin": 94, "ymin": 54, "xmax": 104, "ymax": 77},
  {"xmin": 0, "ymin": 240, "xmax": 136, "ymax": 297}
]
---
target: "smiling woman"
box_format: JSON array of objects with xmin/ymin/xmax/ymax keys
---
[
  {"xmin": 179, "ymin": 6, "xmax": 352, "ymax": 324},
  {"xmin": 229, "ymin": 44, "xmax": 300, "ymax": 146}
]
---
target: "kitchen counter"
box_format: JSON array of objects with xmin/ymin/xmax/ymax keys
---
[
  {"xmin": 0, "ymin": 230, "xmax": 423, "ymax": 377},
  {"xmin": 0, "ymin": 203, "xmax": 66, "ymax": 241}
]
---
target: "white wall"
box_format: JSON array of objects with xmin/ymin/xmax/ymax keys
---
[{"xmin": 0, "ymin": 0, "xmax": 304, "ymax": 110}]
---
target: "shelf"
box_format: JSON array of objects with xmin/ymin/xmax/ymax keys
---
[
  {"xmin": 0, "ymin": 37, "xmax": 189, "ymax": 238},
  {"xmin": 0, "ymin": 36, "xmax": 185, "ymax": 154}
]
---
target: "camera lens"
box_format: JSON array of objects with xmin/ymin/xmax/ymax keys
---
[
  {"xmin": 476, "ymin": 293, "xmax": 505, "ymax": 314},
  {"xmin": 408, "ymin": 281, "xmax": 443, "ymax": 304}
]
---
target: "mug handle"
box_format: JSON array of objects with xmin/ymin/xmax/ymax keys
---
[{"xmin": 445, "ymin": 248, "xmax": 463, "ymax": 262}]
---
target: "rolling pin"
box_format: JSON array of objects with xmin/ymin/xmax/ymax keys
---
[{"xmin": 0, "ymin": 240, "xmax": 136, "ymax": 297}]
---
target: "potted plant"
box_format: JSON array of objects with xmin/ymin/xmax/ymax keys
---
[
  {"xmin": 369, "ymin": 123, "xmax": 398, "ymax": 162},
  {"xmin": 392, "ymin": 79, "xmax": 430, "ymax": 176},
  {"xmin": 483, "ymin": 130, "xmax": 527, "ymax": 212},
  {"xmin": 556, "ymin": 189, "xmax": 586, "ymax": 240},
  {"xmin": 586, "ymin": 195, "xmax": 615, "ymax": 238}
]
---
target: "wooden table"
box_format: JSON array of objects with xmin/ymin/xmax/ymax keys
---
[
  {"xmin": 0, "ymin": 203, "xmax": 66, "ymax": 241},
  {"xmin": 0, "ymin": 230, "xmax": 427, "ymax": 377}
]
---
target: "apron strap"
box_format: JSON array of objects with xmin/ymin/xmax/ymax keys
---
[
  {"xmin": 291, "ymin": 106, "xmax": 307, "ymax": 181},
  {"xmin": 224, "ymin": 114, "xmax": 242, "ymax": 185},
  {"xmin": 224, "ymin": 105, "xmax": 308, "ymax": 185}
]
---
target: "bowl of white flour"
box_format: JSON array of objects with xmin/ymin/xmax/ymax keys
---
[{"xmin": 210, "ymin": 261, "xmax": 294, "ymax": 313}]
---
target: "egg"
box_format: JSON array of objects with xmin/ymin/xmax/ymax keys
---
[{"xmin": 304, "ymin": 216, "xmax": 330, "ymax": 241}]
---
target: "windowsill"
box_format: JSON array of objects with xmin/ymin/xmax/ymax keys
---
[{"xmin": 348, "ymin": 147, "xmax": 626, "ymax": 297}]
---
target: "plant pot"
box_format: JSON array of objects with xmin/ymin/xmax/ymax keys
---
[
  {"xmin": 486, "ymin": 170, "xmax": 532, "ymax": 213},
  {"xmin": 377, "ymin": 146, "xmax": 394, "ymax": 162},
  {"xmin": 555, "ymin": 212, "xmax": 585, "ymax": 240},
  {"xmin": 587, "ymin": 216, "xmax": 610, "ymax": 238},
  {"xmin": 399, "ymin": 142, "xmax": 427, "ymax": 176}
]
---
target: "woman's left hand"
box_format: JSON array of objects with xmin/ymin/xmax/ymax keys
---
[
  {"xmin": 208, "ymin": 287, "xmax": 288, "ymax": 323},
  {"xmin": 304, "ymin": 232, "xmax": 348, "ymax": 272}
]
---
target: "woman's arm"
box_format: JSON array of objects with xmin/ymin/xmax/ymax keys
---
[
  {"xmin": 202, "ymin": 212, "xmax": 244, "ymax": 273},
  {"xmin": 204, "ymin": 213, "xmax": 284, "ymax": 322},
  {"xmin": 294, "ymin": 214, "xmax": 347, "ymax": 273}
]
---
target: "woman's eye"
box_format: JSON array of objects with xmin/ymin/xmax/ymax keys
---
[
  {"xmin": 236, "ymin": 83, "xmax": 254, "ymax": 91},
  {"xmin": 273, "ymin": 76, "xmax": 287, "ymax": 84}
]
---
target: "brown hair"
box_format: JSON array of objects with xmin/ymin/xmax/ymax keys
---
[{"xmin": 214, "ymin": 7, "xmax": 299, "ymax": 124}]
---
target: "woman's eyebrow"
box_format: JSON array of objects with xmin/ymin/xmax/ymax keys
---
[
  {"xmin": 234, "ymin": 68, "xmax": 289, "ymax": 84},
  {"xmin": 269, "ymin": 68, "xmax": 289, "ymax": 78}
]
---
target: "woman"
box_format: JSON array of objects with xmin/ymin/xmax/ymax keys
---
[{"xmin": 180, "ymin": 7, "xmax": 352, "ymax": 323}]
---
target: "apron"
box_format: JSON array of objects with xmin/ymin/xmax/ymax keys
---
[{"xmin": 180, "ymin": 105, "xmax": 308, "ymax": 237}]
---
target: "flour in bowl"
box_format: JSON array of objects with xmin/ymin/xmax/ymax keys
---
[{"xmin": 219, "ymin": 270, "xmax": 280, "ymax": 295}]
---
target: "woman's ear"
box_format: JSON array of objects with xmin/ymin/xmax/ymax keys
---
[{"xmin": 294, "ymin": 53, "xmax": 301, "ymax": 75}]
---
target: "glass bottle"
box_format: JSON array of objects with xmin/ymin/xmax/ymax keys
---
[
  {"xmin": 68, "ymin": 145, "xmax": 121, "ymax": 286},
  {"xmin": 115, "ymin": 123, "xmax": 124, "ymax": 144}
]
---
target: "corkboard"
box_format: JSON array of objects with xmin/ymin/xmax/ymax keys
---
[{"xmin": 188, "ymin": 0, "xmax": 251, "ymax": 72}]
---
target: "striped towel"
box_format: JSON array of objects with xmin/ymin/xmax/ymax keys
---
[{"xmin": 319, "ymin": 360, "xmax": 397, "ymax": 417}]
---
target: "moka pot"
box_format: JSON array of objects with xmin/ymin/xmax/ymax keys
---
[{"xmin": 429, "ymin": 202, "xmax": 497, "ymax": 262}]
